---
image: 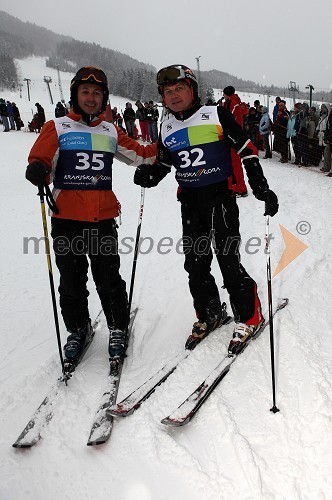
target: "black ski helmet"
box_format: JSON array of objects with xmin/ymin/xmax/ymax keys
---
[
  {"xmin": 70, "ymin": 66, "xmax": 109, "ymax": 114},
  {"xmin": 157, "ymin": 64, "xmax": 199, "ymax": 98}
]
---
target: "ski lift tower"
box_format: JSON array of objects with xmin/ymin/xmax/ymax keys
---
[
  {"xmin": 57, "ymin": 66, "xmax": 65, "ymax": 102},
  {"xmin": 305, "ymin": 84, "xmax": 314, "ymax": 107},
  {"xmin": 44, "ymin": 76, "xmax": 54, "ymax": 104},
  {"xmin": 195, "ymin": 56, "xmax": 203, "ymax": 100},
  {"xmin": 264, "ymin": 87, "xmax": 272, "ymax": 110},
  {"xmin": 288, "ymin": 81, "xmax": 299, "ymax": 108},
  {"xmin": 23, "ymin": 78, "xmax": 31, "ymax": 101}
]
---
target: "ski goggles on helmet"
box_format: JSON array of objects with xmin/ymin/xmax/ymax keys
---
[
  {"xmin": 157, "ymin": 65, "xmax": 197, "ymax": 86},
  {"xmin": 72, "ymin": 66, "xmax": 108, "ymax": 86}
]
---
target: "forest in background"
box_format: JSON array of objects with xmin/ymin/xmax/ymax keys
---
[{"xmin": 0, "ymin": 10, "xmax": 331, "ymax": 103}]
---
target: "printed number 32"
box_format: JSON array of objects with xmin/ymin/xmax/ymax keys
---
[
  {"xmin": 178, "ymin": 148, "xmax": 206, "ymax": 168},
  {"xmin": 76, "ymin": 152, "xmax": 104, "ymax": 170}
]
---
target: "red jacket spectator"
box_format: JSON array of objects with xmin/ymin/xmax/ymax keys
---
[
  {"xmin": 224, "ymin": 92, "xmax": 244, "ymax": 127},
  {"xmin": 223, "ymin": 86, "xmax": 247, "ymax": 196}
]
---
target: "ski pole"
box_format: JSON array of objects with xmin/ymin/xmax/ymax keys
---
[
  {"xmin": 37, "ymin": 183, "xmax": 65, "ymax": 376},
  {"xmin": 265, "ymin": 213, "xmax": 279, "ymax": 413},
  {"xmin": 128, "ymin": 187, "xmax": 145, "ymax": 314}
]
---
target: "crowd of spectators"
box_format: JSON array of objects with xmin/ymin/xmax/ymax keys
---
[
  {"xmin": 0, "ymin": 98, "xmax": 48, "ymax": 133},
  {"xmin": 111, "ymin": 100, "xmax": 159, "ymax": 142},
  {"xmin": 272, "ymin": 98, "xmax": 332, "ymax": 176},
  {"xmin": 206, "ymin": 90, "xmax": 332, "ymax": 178},
  {"xmin": 0, "ymin": 99, "xmax": 24, "ymax": 131}
]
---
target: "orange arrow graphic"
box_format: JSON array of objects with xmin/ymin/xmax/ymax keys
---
[{"xmin": 273, "ymin": 225, "xmax": 309, "ymax": 278}]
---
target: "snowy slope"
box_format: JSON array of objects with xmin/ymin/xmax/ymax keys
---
[
  {"xmin": 0, "ymin": 58, "xmax": 331, "ymax": 500},
  {"xmin": 8, "ymin": 57, "xmax": 141, "ymax": 126}
]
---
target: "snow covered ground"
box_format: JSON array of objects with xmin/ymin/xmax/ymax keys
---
[{"xmin": 0, "ymin": 58, "xmax": 331, "ymax": 500}]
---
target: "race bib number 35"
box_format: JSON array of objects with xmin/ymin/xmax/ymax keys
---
[
  {"xmin": 76, "ymin": 152, "xmax": 105, "ymax": 171},
  {"xmin": 53, "ymin": 150, "xmax": 114, "ymax": 190}
]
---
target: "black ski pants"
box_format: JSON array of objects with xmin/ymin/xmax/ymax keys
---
[
  {"xmin": 180, "ymin": 192, "xmax": 262, "ymax": 325},
  {"xmin": 51, "ymin": 218, "xmax": 128, "ymax": 333}
]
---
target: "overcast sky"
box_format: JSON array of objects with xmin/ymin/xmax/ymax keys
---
[{"xmin": 1, "ymin": 0, "xmax": 331, "ymax": 92}]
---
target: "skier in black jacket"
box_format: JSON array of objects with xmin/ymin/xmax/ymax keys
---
[{"xmin": 134, "ymin": 65, "xmax": 278, "ymax": 354}]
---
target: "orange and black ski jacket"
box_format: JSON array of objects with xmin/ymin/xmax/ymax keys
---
[{"xmin": 28, "ymin": 111, "xmax": 157, "ymax": 222}]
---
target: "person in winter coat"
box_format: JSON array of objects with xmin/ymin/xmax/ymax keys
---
[
  {"xmin": 55, "ymin": 101, "xmax": 67, "ymax": 118},
  {"xmin": 223, "ymin": 86, "xmax": 248, "ymax": 196},
  {"xmin": 322, "ymin": 107, "xmax": 332, "ymax": 173},
  {"xmin": 223, "ymin": 86, "xmax": 243, "ymax": 125},
  {"xmin": 123, "ymin": 102, "xmax": 136, "ymax": 138},
  {"xmin": 259, "ymin": 106, "xmax": 272, "ymax": 158},
  {"xmin": 273, "ymin": 101, "xmax": 289, "ymax": 162},
  {"xmin": 0, "ymin": 98, "xmax": 10, "ymax": 131},
  {"xmin": 240, "ymin": 101, "xmax": 249, "ymax": 126},
  {"xmin": 254, "ymin": 100, "xmax": 262, "ymax": 120},
  {"xmin": 307, "ymin": 107, "xmax": 320, "ymax": 166},
  {"xmin": 116, "ymin": 116, "xmax": 127, "ymax": 133},
  {"xmin": 135, "ymin": 101, "xmax": 149, "ymax": 141},
  {"xmin": 35, "ymin": 103, "xmax": 46, "ymax": 131},
  {"xmin": 143, "ymin": 102, "xmax": 151, "ymax": 141},
  {"xmin": 28, "ymin": 114, "xmax": 40, "ymax": 132},
  {"xmin": 297, "ymin": 103, "xmax": 309, "ymax": 166},
  {"xmin": 307, "ymin": 107, "xmax": 319, "ymax": 138},
  {"xmin": 134, "ymin": 64, "xmax": 278, "ymax": 355},
  {"xmin": 146, "ymin": 101, "xmax": 159, "ymax": 142},
  {"xmin": 286, "ymin": 103, "xmax": 301, "ymax": 164},
  {"xmin": 25, "ymin": 66, "xmax": 157, "ymax": 365},
  {"xmin": 12, "ymin": 103, "xmax": 23, "ymax": 130},
  {"xmin": 246, "ymin": 107, "xmax": 260, "ymax": 145},
  {"xmin": 316, "ymin": 103, "xmax": 330, "ymax": 167},
  {"xmin": 6, "ymin": 101, "xmax": 16, "ymax": 130},
  {"xmin": 272, "ymin": 97, "xmax": 281, "ymax": 123},
  {"xmin": 111, "ymin": 106, "xmax": 120, "ymax": 125}
]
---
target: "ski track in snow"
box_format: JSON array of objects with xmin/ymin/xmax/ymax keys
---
[{"xmin": 0, "ymin": 57, "xmax": 332, "ymax": 500}]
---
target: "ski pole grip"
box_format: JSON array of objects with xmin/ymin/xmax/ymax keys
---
[
  {"xmin": 37, "ymin": 182, "xmax": 59, "ymax": 215},
  {"xmin": 37, "ymin": 183, "xmax": 45, "ymax": 198}
]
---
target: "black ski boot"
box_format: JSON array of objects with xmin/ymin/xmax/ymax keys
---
[
  {"xmin": 108, "ymin": 328, "xmax": 127, "ymax": 360},
  {"xmin": 63, "ymin": 321, "xmax": 92, "ymax": 362},
  {"xmin": 185, "ymin": 300, "xmax": 231, "ymax": 350}
]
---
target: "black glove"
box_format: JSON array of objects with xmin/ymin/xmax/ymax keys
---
[
  {"xmin": 26, "ymin": 161, "xmax": 50, "ymax": 186},
  {"xmin": 242, "ymin": 158, "xmax": 278, "ymax": 215},
  {"xmin": 255, "ymin": 189, "xmax": 279, "ymax": 217},
  {"xmin": 134, "ymin": 163, "xmax": 170, "ymax": 188}
]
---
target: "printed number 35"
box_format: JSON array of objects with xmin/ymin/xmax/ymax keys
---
[
  {"xmin": 76, "ymin": 152, "xmax": 104, "ymax": 170},
  {"xmin": 178, "ymin": 148, "xmax": 206, "ymax": 168}
]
